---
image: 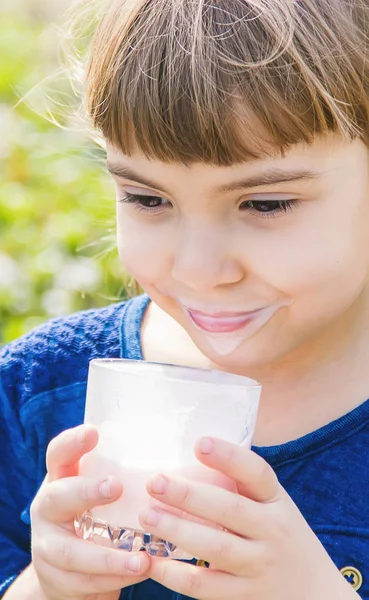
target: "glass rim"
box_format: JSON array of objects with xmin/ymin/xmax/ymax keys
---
[{"xmin": 89, "ymin": 358, "xmax": 261, "ymax": 390}]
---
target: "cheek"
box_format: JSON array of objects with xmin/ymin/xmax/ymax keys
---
[
  {"xmin": 116, "ymin": 214, "xmax": 171, "ymax": 284},
  {"xmin": 252, "ymin": 208, "xmax": 369, "ymax": 310}
]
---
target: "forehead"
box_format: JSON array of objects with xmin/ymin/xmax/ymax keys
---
[{"xmin": 106, "ymin": 134, "xmax": 352, "ymax": 194}]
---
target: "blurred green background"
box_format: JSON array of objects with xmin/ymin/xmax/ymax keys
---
[{"xmin": 0, "ymin": 0, "xmax": 128, "ymax": 345}]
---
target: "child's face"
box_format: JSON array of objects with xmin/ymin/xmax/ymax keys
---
[{"xmin": 107, "ymin": 134, "xmax": 369, "ymax": 368}]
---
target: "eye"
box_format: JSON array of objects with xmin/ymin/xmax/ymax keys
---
[
  {"xmin": 239, "ymin": 199, "xmax": 299, "ymax": 218},
  {"xmin": 118, "ymin": 192, "xmax": 171, "ymax": 214}
]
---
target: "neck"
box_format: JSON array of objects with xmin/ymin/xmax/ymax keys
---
[{"xmin": 221, "ymin": 292, "xmax": 369, "ymax": 445}]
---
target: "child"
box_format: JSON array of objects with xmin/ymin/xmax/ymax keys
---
[{"xmin": 1, "ymin": 0, "xmax": 369, "ymax": 598}]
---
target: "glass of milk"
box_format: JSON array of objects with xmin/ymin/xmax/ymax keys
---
[{"xmin": 75, "ymin": 359, "xmax": 261, "ymax": 559}]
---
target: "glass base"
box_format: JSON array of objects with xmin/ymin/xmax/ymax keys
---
[{"xmin": 75, "ymin": 511, "xmax": 194, "ymax": 560}]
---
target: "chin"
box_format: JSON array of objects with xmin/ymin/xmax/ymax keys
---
[{"xmin": 193, "ymin": 336, "xmax": 281, "ymax": 374}]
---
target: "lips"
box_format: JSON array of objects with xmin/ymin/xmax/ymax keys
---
[{"xmin": 186, "ymin": 308, "xmax": 264, "ymax": 334}]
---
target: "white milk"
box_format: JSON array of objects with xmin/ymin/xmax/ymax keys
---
[{"xmin": 79, "ymin": 420, "xmax": 236, "ymax": 530}]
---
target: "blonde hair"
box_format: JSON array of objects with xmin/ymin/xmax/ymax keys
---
[{"xmin": 84, "ymin": 0, "xmax": 369, "ymax": 166}]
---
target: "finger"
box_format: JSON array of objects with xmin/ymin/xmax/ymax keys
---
[
  {"xmin": 36, "ymin": 558, "xmax": 149, "ymax": 598},
  {"xmin": 46, "ymin": 425, "xmax": 98, "ymax": 481},
  {"xmin": 146, "ymin": 475, "xmax": 266, "ymax": 539},
  {"xmin": 194, "ymin": 438, "xmax": 280, "ymax": 503},
  {"xmin": 148, "ymin": 557, "xmax": 245, "ymax": 600},
  {"xmin": 35, "ymin": 527, "xmax": 150, "ymax": 577},
  {"xmin": 32, "ymin": 475, "xmax": 123, "ymax": 524},
  {"xmin": 139, "ymin": 507, "xmax": 263, "ymax": 576}
]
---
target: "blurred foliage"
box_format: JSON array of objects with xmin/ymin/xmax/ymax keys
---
[{"xmin": 0, "ymin": 6, "xmax": 130, "ymax": 345}]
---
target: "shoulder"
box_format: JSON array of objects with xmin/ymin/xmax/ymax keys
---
[{"xmin": 0, "ymin": 301, "xmax": 127, "ymax": 409}]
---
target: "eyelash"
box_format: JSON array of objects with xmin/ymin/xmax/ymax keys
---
[
  {"xmin": 118, "ymin": 192, "xmax": 300, "ymax": 218},
  {"xmin": 118, "ymin": 193, "xmax": 171, "ymax": 215}
]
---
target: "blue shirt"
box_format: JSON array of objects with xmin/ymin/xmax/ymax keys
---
[{"xmin": 1, "ymin": 294, "xmax": 368, "ymax": 598}]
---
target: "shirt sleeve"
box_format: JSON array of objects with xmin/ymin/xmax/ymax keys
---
[
  {"xmin": 0, "ymin": 302, "xmax": 127, "ymax": 596},
  {"xmin": 0, "ymin": 378, "xmax": 35, "ymax": 595}
]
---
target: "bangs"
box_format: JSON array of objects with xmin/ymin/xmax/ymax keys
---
[{"xmin": 86, "ymin": 0, "xmax": 369, "ymax": 166}]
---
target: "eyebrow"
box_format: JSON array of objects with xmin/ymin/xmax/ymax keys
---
[{"xmin": 106, "ymin": 162, "xmax": 321, "ymax": 195}]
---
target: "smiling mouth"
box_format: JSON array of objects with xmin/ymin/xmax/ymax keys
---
[{"xmin": 185, "ymin": 307, "xmax": 267, "ymax": 334}]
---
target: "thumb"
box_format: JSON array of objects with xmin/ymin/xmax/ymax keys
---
[
  {"xmin": 46, "ymin": 424, "xmax": 98, "ymax": 481},
  {"xmin": 194, "ymin": 437, "xmax": 280, "ymax": 503}
]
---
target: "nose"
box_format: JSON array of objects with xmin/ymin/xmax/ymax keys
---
[{"xmin": 171, "ymin": 220, "xmax": 244, "ymax": 291}]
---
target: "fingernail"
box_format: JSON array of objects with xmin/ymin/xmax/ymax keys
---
[
  {"xmin": 150, "ymin": 475, "xmax": 168, "ymax": 495},
  {"xmin": 144, "ymin": 508, "xmax": 161, "ymax": 526},
  {"xmin": 199, "ymin": 437, "xmax": 214, "ymax": 454},
  {"xmin": 99, "ymin": 478, "xmax": 112, "ymax": 499},
  {"xmin": 77, "ymin": 426, "xmax": 87, "ymax": 443},
  {"xmin": 128, "ymin": 555, "xmax": 140, "ymax": 573}
]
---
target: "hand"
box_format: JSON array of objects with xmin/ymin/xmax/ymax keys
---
[
  {"xmin": 140, "ymin": 438, "xmax": 358, "ymax": 600},
  {"xmin": 30, "ymin": 425, "xmax": 150, "ymax": 600}
]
